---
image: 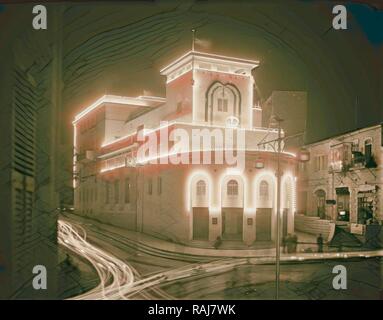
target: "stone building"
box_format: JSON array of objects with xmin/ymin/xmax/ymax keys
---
[{"xmin": 298, "ymin": 124, "xmax": 383, "ymax": 235}]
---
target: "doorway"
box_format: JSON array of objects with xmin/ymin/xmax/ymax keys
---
[
  {"xmin": 222, "ymin": 208, "xmax": 243, "ymax": 240},
  {"xmin": 193, "ymin": 207, "xmax": 209, "ymax": 240},
  {"xmin": 256, "ymin": 208, "xmax": 272, "ymax": 241},
  {"xmin": 315, "ymin": 189, "xmax": 326, "ymax": 219}
]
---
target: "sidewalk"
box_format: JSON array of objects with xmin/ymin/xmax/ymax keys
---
[{"xmin": 63, "ymin": 213, "xmax": 383, "ymax": 260}]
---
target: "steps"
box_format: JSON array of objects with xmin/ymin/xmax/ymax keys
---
[{"xmin": 294, "ymin": 214, "xmax": 333, "ymax": 241}]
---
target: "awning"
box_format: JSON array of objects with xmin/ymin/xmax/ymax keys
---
[{"xmin": 358, "ymin": 184, "xmax": 376, "ymax": 193}]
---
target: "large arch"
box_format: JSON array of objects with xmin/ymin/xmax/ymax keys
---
[{"xmin": 205, "ymin": 81, "xmax": 242, "ymax": 125}]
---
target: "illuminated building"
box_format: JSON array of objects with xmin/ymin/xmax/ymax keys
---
[{"xmin": 73, "ymin": 50, "xmax": 298, "ymax": 245}]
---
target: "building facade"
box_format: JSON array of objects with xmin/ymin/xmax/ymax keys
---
[
  {"xmin": 298, "ymin": 124, "xmax": 383, "ymax": 234},
  {"xmin": 73, "ymin": 51, "xmax": 298, "ymax": 245}
]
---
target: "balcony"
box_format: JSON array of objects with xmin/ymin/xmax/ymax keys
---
[{"xmin": 329, "ymin": 143, "xmax": 377, "ymax": 173}]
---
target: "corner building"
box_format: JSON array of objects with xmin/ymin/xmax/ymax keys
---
[{"xmin": 73, "ymin": 51, "xmax": 298, "ymax": 246}]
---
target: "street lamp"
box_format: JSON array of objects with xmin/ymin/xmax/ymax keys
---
[
  {"xmin": 269, "ymin": 114, "xmax": 284, "ymax": 300},
  {"xmin": 258, "ymin": 114, "xmax": 310, "ymax": 300}
]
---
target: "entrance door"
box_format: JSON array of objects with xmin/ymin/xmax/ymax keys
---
[
  {"xmin": 256, "ymin": 208, "xmax": 272, "ymax": 241},
  {"xmin": 222, "ymin": 208, "xmax": 243, "ymax": 240},
  {"xmin": 336, "ymin": 187, "xmax": 350, "ymax": 221},
  {"xmin": 315, "ymin": 189, "xmax": 326, "ymax": 219},
  {"xmin": 193, "ymin": 207, "xmax": 209, "ymax": 240},
  {"xmin": 282, "ymin": 209, "xmax": 288, "ymax": 238}
]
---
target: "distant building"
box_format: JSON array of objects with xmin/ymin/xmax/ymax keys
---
[
  {"xmin": 0, "ymin": 15, "xmax": 59, "ymax": 299},
  {"xmin": 73, "ymin": 51, "xmax": 298, "ymax": 245},
  {"xmin": 298, "ymin": 124, "xmax": 383, "ymax": 235},
  {"xmin": 263, "ymin": 91, "xmax": 307, "ymax": 153}
]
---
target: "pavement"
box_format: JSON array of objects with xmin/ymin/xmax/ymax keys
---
[{"xmin": 63, "ymin": 213, "xmax": 383, "ymax": 260}]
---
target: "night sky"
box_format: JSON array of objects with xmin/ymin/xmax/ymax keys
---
[{"xmin": 1, "ymin": 0, "xmax": 383, "ymax": 152}]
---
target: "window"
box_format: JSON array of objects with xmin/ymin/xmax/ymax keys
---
[
  {"xmin": 157, "ymin": 176, "xmax": 162, "ymax": 195},
  {"xmin": 114, "ymin": 180, "xmax": 120, "ymax": 204},
  {"xmin": 196, "ymin": 180, "xmax": 206, "ymax": 196},
  {"xmin": 314, "ymin": 155, "xmax": 328, "ymax": 172},
  {"xmin": 218, "ymin": 98, "xmax": 228, "ymax": 112},
  {"xmin": 227, "ymin": 180, "xmax": 238, "ymax": 196},
  {"xmin": 259, "ymin": 180, "xmax": 269, "ymax": 199},
  {"xmin": 125, "ymin": 178, "xmax": 130, "ymax": 204},
  {"xmin": 364, "ymin": 139, "xmax": 372, "ymax": 162},
  {"xmin": 148, "ymin": 178, "xmax": 153, "ymax": 195}
]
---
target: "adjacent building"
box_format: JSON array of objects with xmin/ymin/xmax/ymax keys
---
[
  {"xmin": 298, "ymin": 124, "xmax": 383, "ymax": 235},
  {"xmin": 73, "ymin": 50, "xmax": 298, "ymax": 246}
]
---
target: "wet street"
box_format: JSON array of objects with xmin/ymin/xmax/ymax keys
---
[
  {"xmin": 61, "ymin": 215, "xmax": 383, "ymax": 300},
  {"xmin": 162, "ymin": 259, "xmax": 382, "ymax": 300}
]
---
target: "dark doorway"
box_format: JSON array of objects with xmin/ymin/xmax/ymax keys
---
[
  {"xmin": 336, "ymin": 187, "xmax": 350, "ymax": 221},
  {"xmin": 315, "ymin": 189, "xmax": 326, "ymax": 219},
  {"xmin": 282, "ymin": 209, "xmax": 288, "ymax": 237},
  {"xmin": 222, "ymin": 208, "xmax": 243, "ymax": 240},
  {"xmin": 256, "ymin": 208, "xmax": 272, "ymax": 241},
  {"xmin": 193, "ymin": 207, "xmax": 209, "ymax": 240}
]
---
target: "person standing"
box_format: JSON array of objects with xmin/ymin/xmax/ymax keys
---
[
  {"xmin": 317, "ymin": 234, "xmax": 324, "ymax": 253},
  {"xmin": 214, "ymin": 236, "xmax": 222, "ymax": 249}
]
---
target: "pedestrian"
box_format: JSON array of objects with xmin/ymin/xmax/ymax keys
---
[
  {"xmin": 213, "ymin": 236, "xmax": 222, "ymax": 249},
  {"xmin": 317, "ymin": 233, "xmax": 324, "ymax": 253}
]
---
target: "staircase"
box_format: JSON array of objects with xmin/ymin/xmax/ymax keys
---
[{"xmin": 294, "ymin": 214, "xmax": 334, "ymax": 241}]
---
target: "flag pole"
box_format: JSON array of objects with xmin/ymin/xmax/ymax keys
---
[{"xmin": 191, "ymin": 29, "xmax": 195, "ymax": 51}]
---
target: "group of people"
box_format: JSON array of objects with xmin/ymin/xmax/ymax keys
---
[{"xmin": 282, "ymin": 233, "xmax": 298, "ymax": 253}]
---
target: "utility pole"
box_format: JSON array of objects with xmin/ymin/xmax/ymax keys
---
[
  {"xmin": 275, "ymin": 118, "xmax": 282, "ymax": 300},
  {"xmin": 191, "ymin": 29, "xmax": 196, "ymax": 52},
  {"xmin": 257, "ymin": 114, "xmax": 284, "ymax": 300}
]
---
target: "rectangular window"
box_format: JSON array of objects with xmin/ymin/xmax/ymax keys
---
[
  {"xmin": 223, "ymin": 99, "xmax": 228, "ymax": 112},
  {"xmin": 218, "ymin": 98, "xmax": 223, "ymax": 111},
  {"xmin": 217, "ymin": 98, "xmax": 228, "ymax": 112},
  {"xmin": 114, "ymin": 180, "xmax": 120, "ymax": 204},
  {"xmin": 314, "ymin": 155, "xmax": 327, "ymax": 171},
  {"xmin": 148, "ymin": 178, "xmax": 153, "ymax": 195},
  {"xmin": 125, "ymin": 178, "xmax": 130, "ymax": 204},
  {"xmin": 365, "ymin": 143, "xmax": 372, "ymax": 162}
]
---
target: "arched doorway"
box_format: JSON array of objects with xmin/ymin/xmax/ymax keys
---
[
  {"xmin": 255, "ymin": 176, "xmax": 275, "ymax": 241},
  {"xmin": 315, "ymin": 189, "xmax": 326, "ymax": 219},
  {"xmin": 221, "ymin": 177, "xmax": 244, "ymax": 241},
  {"xmin": 191, "ymin": 178, "xmax": 209, "ymax": 240}
]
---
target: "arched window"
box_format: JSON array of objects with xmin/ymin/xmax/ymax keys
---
[
  {"xmin": 196, "ymin": 180, "xmax": 206, "ymax": 196},
  {"xmin": 227, "ymin": 180, "xmax": 238, "ymax": 196},
  {"xmin": 259, "ymin": 180, "xmax": 269, "ymax": 199}
]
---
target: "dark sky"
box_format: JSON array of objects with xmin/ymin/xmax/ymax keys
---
[{"xmin": 1, "ymin": 0, "xmax": 383, "ymax": 145}]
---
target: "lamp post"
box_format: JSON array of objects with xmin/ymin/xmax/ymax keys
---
[
  {"xmin": 257, "ymin": 115, "xmax": 310, "ymax": 300},
  {"xmin": 269, "ymin": 114, "xmax": 283, "ymax": 300}
]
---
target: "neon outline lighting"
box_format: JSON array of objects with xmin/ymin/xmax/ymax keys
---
[{"xmin": 73, "ymin": 95, "xmax": 165, "ymax": 124}]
